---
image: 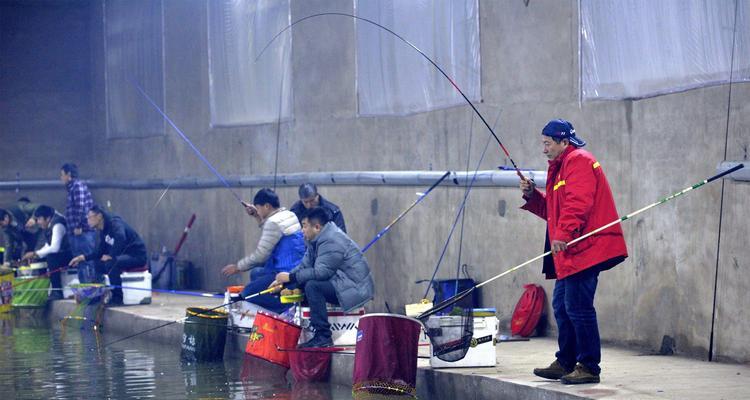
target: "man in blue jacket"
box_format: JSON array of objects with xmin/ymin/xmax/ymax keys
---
[{"xmin": 272, "ymin": 207, "xmax": 374, "ymax": 348}]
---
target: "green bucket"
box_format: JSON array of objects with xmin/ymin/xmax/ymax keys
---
[
  {"xmin": 12, "ymin": 277, "xmax": 50, "ymax": 308},
  {"xmin": 180, "ymin": 307, "xmax": 228, "ymax": 363}
]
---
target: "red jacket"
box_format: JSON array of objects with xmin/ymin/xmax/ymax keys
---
[{"xmin": 522, "ymin": 146, "xmax": 627, "ymax": 279}]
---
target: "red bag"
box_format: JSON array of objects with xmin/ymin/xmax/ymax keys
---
[
  {"xmin": 511, "ymin": 284, "xmax": 545, "ymax": 337},
  {"xmin": 289, "ymin": 349, "xmax": 334, "ymax": 382}
]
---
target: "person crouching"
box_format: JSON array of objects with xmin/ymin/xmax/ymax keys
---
[{"xmin": 271, "ymin": 207, "xmax": 374, "ymax": 348}]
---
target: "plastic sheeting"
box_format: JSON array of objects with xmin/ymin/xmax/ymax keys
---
[
  {"xmin": 104, "ymin": 0, "xmax": 165, "ymax": 138},
  {"xmin": 355, "ymin": 0, "xmax": 480, "ymax": 116},
  {"xmin": 581, "ymin": 0, "xmax": 750, "ymax": 100},
  {"xmin": 207, "ymin": 0, "xmax": 292, "ymax": 127}
]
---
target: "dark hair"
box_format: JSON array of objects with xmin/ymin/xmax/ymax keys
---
[
  {"xmin": 298, "ymin": 183, "xmax": 318, "ymax": 199},
  {"xmin": 253, "ymin": 188, "xmax": 280, "ymax": 208},
  {"xmin": 33, "ymin": 205, "xmax": 54, "ymax": 219},
  {"xmin": 88, "ymin": 204, "xmax": 106, "ymax": 216},
  {"xmin": 302, "ymin": 207, "xmax": 330, "ymax": 226},
  {"xmin": 0, "ymin": 209, "xmax": 9, "ymax": 220},
  {"xmin": 61, "ymin": 163, "xmax": 79, "ymax": 178},
  {"xmin": 17, "ymin": 197, "xmax": 30, "ymax": 203}
]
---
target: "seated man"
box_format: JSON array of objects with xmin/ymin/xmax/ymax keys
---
[
  {"xmin": 69, "ymin": 205, "xmax": 147, "ymax": 305},
  {"xmin": 290, "ymin": 183, "xmax": 347, "ymax": 232},
  {"xmin": 21, "ymin": 205, "xmax": 72, "ymax": 300},
  {"xmin": 0, "ymin": 208, "xmax": 37, "ymax": 263},
  {"xmin": 221, "ymin": 188, "xmax": 305, "ymax": 314},
  {"xmin": 272, "ymin": 207, "xmax": 374, "ymax": 348}
]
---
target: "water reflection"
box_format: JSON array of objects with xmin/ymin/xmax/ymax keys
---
[{"xmin": 0, "ymin": 312, "xmax": 352, "ymax": 399}]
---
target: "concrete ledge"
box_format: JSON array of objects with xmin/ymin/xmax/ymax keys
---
[{"xmin": 46, "ymin": 297, "xmax": 750, "ymax": 400}]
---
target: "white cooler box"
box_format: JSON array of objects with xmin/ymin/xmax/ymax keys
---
[
  {"xmin": 120, "ymin": 270, "xmax": 152, "ymax": 305},
  {"xmin": 62, "ymin": 268, "xmax": 78, "ymax": 299},
  {"xmin": 429, "ymin": 315, "xmax": 498, "ymax": 368},
  {"xmin": 296, "ymin": 306, "xmax": 365, "ymax": 346}
]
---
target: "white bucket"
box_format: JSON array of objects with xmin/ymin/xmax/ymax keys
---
[{"xmin": 120, "ymin": 270, "xmax": 152, "ymax": 305}]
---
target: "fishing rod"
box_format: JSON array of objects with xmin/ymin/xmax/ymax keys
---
[
  {"xmin": 419, "ymin": 163, "xmax": 745, "ymax": 320},
  {"xmin": 361, "ymin": 171, "xmax": 452, "ymax": 253},
  {"xmin": 102, "ymin": 284, "xmax": 282, "ymax": 347},
  {"xmin": 255, "ymin": 12, "xmax": 527, "ymax": 181},
  {"xmin": 132, "ymin": 82, "xmax": 245, "ymax": 206}
]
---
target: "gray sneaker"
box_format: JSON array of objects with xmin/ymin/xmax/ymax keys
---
[
  {"xmin": 560, "ymin": 363, "xmax": 600, "ymax": 385},
  {"xmin": 533, "ymin": 359, "xmax": 572, "ymax": 380}
]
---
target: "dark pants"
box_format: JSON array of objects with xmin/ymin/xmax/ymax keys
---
[
  {"xmin": 95, "ymin": 255, "xmax": 146, "ymax": 302},
  {"xmin": 70, "ymin": 231, "xmax": 97, "ymax": 285},
  {"xmin": 240, "ymin": 267, "xmax": 290, "ymax": 315},
  {"xmin": 553, "ymin": 265, "xmax": 601, "ymax": 375},
  {"xmin": 304, "ymin": 280, "xmax": 339, "ymax": 339}
]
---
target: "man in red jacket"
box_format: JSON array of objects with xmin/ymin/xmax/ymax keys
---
[{"xmin": 520, "ymin": 119, "xmax": 627, "ymax": 384}]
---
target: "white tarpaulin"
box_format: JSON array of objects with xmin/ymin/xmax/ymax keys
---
[
  {"xmin": 104, "ymin": 0, "xmax": 165, "ymax": 138},
  {"xmin": 355, "ymin": 0, "xmax": 481, "ymax": 116},
  {"xmin": 208, "ymin": 0, "xmax": 292, "ymax": 126},
  {"xmin": 581, "ymin": 0, "xmax": 749, "ymax": 100}
]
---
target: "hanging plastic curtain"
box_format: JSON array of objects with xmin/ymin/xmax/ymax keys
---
[
  {"xmin": 104, "ymin": 0, "xmax": 165, "ymax": 138},
  {"xmin": 580, "ymin": 0, "xmax": 750, "ymax": 100},
  {"xmin": 355, "ymin": 0, "xmax": 481, "ymax": 116},
  {"xmin": 207, "ymin": 0, "xmax": 292, "ymax": 127}
]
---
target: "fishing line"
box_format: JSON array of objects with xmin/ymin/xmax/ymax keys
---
[
  {"xmin": 102, "ymin": 285, "xmax": 282, "ymax": 347},
  {"xmin": 132, "ymin": 81, "xmax": 244, "ymax": 205},
  {"xmin": 421, "ymin": 109, "xmax": 501, "ymax": 300},
  {"xmin": 709, "ymin": 0, "xmax": 740, "ymax": 363},
  {"xmin": 254, "ymin": 12, "xmax": 528, "ymax": 180},
  {"xmin": 419, "ymin": 164, "xmax": 746, "ymax": 319}
]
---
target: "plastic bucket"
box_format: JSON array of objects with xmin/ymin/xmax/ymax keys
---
[
  {"xmin": 0, "ymin": 269, "xmax": 13, "ymax": 313},
  {"xmin": 245, "ymin": 311, "xmax": 301, "ymax": 368},
  {"xmin": 12, "ymin": 277, "xmax": 50, "ymax": 308},
  {"xmin": 180, "ymin": 307, "xmax": 228, "ymax": 363}
]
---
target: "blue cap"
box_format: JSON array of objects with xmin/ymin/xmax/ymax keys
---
[{"xmin": 542, "ymin": 119, "xmax": 586, "ymax": 148}]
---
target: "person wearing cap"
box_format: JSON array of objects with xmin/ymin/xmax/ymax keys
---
[
  {"xmin": 519, "ymin": 119, "xmax": 628, "ymax": 384},
  {"xmin": 290, "ymin": 183, "xmax": 347, "ymax": 233}
]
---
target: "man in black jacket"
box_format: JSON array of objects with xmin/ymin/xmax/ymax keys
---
[
  {"xmin": 289, "ymin": 183, "xmax": 347, "ymax": 233},
  {"xmin": 69, "ymin": 205, "xmax": 147, "ymax": 305}
]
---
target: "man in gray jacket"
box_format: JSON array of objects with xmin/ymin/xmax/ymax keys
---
[{"xmin": 272, "ymin": 207, "xmax": 374, "ymax": 348}]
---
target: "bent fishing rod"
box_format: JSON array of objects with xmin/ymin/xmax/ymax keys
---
[
  {"xmin": 419, "ymin": 163, "xmax": 745, "ymax": 319},
  {"xmin": 255, "ymin": 12, "xmax": 527, "ymax": 181},
  {"xmin": 102, "ymin": 284, "xmax": 282, "ymax": 347}
]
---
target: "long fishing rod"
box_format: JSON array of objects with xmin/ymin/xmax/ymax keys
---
[
  {"xmin": 255, "ymin": 12, "xmax": 527, "ymax": 181},
  {"xmin": 102, "ymin": 284, "xmax": 282, "ymax": 347},
  {"xmin": 361, "ymin": 171, "xmax": 452, "ymax": 253},
  {"xmin": 132, "ymin": 82, "xmax": 245, "ymax": 206},
  {"xmin": 419, "ymin": 163, "xmax": 745, "ymax": 320}
]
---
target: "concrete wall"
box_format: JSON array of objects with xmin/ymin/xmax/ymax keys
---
[{"xmin": 1, "ymin": 0, "xmax": 748, "ymax": 362}]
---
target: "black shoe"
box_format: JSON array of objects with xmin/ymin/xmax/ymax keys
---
[
  {"xmin": 297, "ymin": 334, "xmax": 333, "ymax": 349},
  {"xmin": 533, "ymin": 359, "xmax": 573, "ymax": 380},
  {"xmin": 108, "ymin": 297, "xmax": 124, "ymax": 306},
  {"xmin": 48, "ymin": 291, "xmax": 63, "ymax": 301},
  {"xmin": 560, "ymin": 363, "xmax": 600, "ymax": 385}
]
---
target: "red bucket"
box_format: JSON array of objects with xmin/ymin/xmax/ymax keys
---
[
  {"xmin": 352, "ymin": 313, "xmax": 422, "ymax": 398},
  {"xmin": 245, "ymin": 311, "xmax": 301, "ymax": 368}
]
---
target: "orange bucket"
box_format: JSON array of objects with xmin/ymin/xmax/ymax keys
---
[{"xmin": 245, "ymin": 311, "xmax": 301, "ymax": 368}]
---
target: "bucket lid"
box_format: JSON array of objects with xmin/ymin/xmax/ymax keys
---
[{"xmin": 227, "ymin": 285, "xmax": 244, "ymax": 294}]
